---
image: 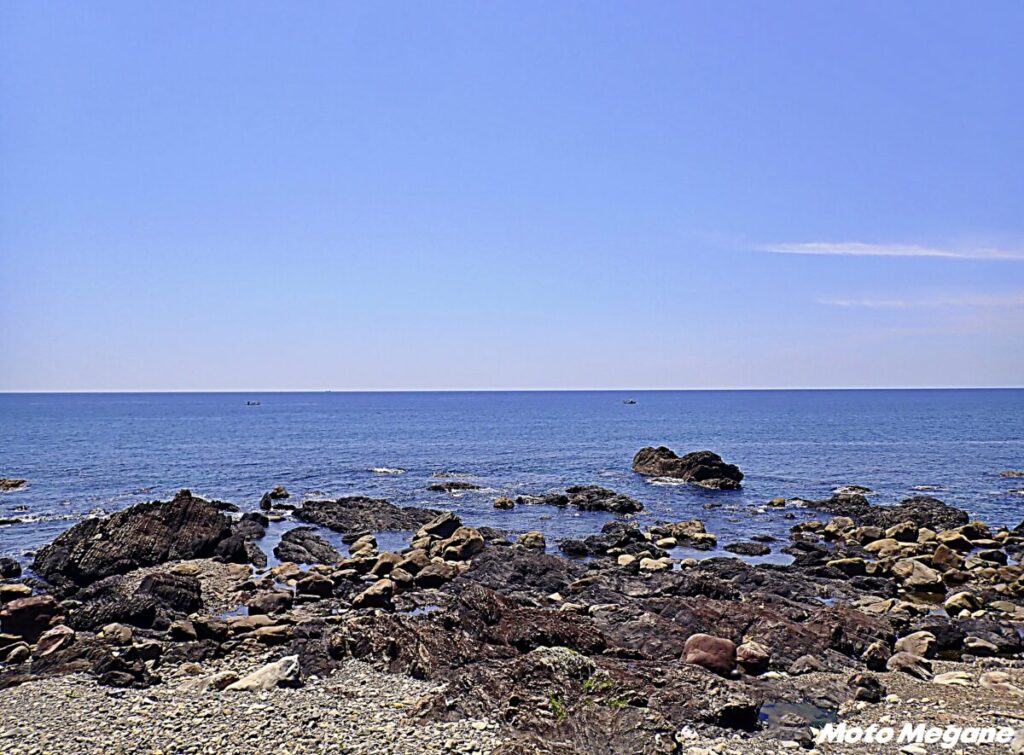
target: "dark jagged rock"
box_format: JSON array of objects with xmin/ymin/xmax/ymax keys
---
[
  {"xmin": 723, "ymin": 541, "xmax": 771, "ymax": 557},
  {"xmin": 296, "ymin": 496, "xmax": 441, "ymax": 534},
  {"xmin": 0, "ymin": 478, "xmax": 27, "ymax": 493},
  {"xmin": 631, "ymin": 447, "xmax": 743, "ymax": 489},
  {"xmin": 136, "ymin": 572, "xmax": 203, "ymax": 615},
  {"xmin": 273, "ymin": 526, "xmax": 342, "ymax": 565},
  {"xmin": 427, "ymin": 481, "xmax": 482, "ymax": 493},
  {"xmin": 0, "ymin": 595, "xmax": 61, "ymax": 642},
  {"xmin": 520, "ymin": 486, "xmax": 643, "ymax": 514},
  {"xmin": 809, "ymin": 493, "xmax": 969, "ymax": 531},
  {"xmin": 0, "ymin": 557, "xmax": 21, "ymax": 579},
  {"xmin": 32, "ymin": 490, "xmax": 250, "ymax": 591}
]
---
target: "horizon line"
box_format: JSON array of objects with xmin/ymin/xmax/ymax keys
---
[{"xmin": 1, "ymin": 385, "xmax": 1022, "ymax": 395}]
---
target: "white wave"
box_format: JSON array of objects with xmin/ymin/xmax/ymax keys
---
[{"xmin": 369, "ymin": 468, "xmax": 406, "ymax": 475}]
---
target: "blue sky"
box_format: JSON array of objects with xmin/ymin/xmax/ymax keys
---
[{"xmin": 1, "ymin": 2, "xmax": 1022, "ymax": 390}]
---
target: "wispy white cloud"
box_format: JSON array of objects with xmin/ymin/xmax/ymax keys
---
[
  {"xmin": 816, "ymin": 293, "xmax": 1024, "ymax": 309},
  {"xmin": 758, "ymin": 241, "xmax": 1024, "ymax": 261}
]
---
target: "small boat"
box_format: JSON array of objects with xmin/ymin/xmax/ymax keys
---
[
  {"xmin": 623, "ymin": 399, "xmax": 637, "ymax": 405},
  {"xmin": 246, "ymin": 400, "xmax": 261, "ymax": 406}
]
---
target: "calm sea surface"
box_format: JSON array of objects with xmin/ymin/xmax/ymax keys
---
[{"xmin": 2, "ymin": 390, "xmax": 1023, "ymax": 563}]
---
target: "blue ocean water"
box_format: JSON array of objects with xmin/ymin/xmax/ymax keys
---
[{"xmin": 1, "ymin": 390, "xmax": 1023, "ymax": 562}]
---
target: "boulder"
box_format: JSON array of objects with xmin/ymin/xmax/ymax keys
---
[
  {"xmin": 682, "ymin": 633, "xmax": 736, "ymax": 676},
  {"xmin": 894, "ymin": 631, "xmax": 936, "ymax": 658},
  {"xmin": 886, "ymin": 652, "xmax": 932, "ymax": 680},
  {"xmin": 632, "ymin": 447, "xmax": 743, "ymax": 489},
  {"xmin": 735, "ymin": 641, "xmax": 771, "ymax": 674},
  {"xmin": 433, "ymin": 527, "xmax": 485, "ymax": 561},
  {"xmin": 891, "ymin": 559, "xmax": 945, "ymax": 592},
  {"xmin": 493, "ymin": 497, "xmax": 515, "ymax": 510},
  {"xmin": 225, "ymin": 655, "xmax": 301, "ymax": 691},
  {"xmin": 352, "ymin": 579, "xmax": 394, "ymax": 610},
  {"xmin": 652, "ymin": 520, "xmax": 717, "ymax": 550},
  {"xmin": 415, "ymin": 561, "xmax": 459, "ymax": 588},
  {"xmin": 32, "ymin": 490, "xmax": 249, "ymax": 589},
  {"xmin": 0, "ymin": 557, "xmax": 22, "ymax": 579},
  {"xmin": 35, "ymin": 624, "xmax": 75, "ymax": 656},
  {"xmin": 0, "ymin": 595, "xmax": 61, "ymax": 642},
  {"xmin": 247, "ymin": 590, "xmax": 293, "ymax": 615},
  {"xmin": 517, "ymin": 531, "xmax": 546, "ymax": 550}
]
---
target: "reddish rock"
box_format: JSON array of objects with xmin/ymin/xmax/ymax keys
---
[{"xmin": 683, "ymin": 633, "xmax": 737, "ymax": 676}]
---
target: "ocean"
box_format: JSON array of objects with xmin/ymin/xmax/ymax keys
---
[{"xmin": 2, "ymin": 389, "xmax": 1023, "ymax": 564}]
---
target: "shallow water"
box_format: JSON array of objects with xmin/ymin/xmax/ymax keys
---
[{"xmin": 1, "ymin": 390, "xmax": 1022, "ymax": 563}]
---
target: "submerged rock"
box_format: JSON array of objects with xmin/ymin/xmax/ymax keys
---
[
  {"xmin": 632, "ymin": 447, "xmax": 743, "ymax": 489},
  {"xmin": 0, "ymin": 478, "xmax": 27, "ymax": 493}
]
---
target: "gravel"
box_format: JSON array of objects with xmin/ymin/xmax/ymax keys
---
[{"xmin": 0, "ymin": 659, "xmax": 505, "ymax": 755}]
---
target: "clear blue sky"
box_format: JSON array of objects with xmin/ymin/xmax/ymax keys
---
[{"xmin": 2, "ymin": 2, "xmax": 1022, "ymax": 390}]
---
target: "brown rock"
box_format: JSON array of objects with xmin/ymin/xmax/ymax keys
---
[{"xmin": 682, "ymin": 633, "xmax": 736, "ymax": 676}]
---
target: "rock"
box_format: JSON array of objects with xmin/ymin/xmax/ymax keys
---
[
  {"xmin": 682, "ymin": 633, "xmax": 736, "ymax": 676},
  {"xmin": 348, "ymin": 534, "xmax": 377, "ymax": 557},
  {"xmin": 247, "ymin": 591, "xmax": 293, "ymax": 615},
  {"xmin": 886, "ymin": 652, "xmax": 932, "ymax": 680},
  {"xmin": 963, "ymin": 635, "xmax": 999, "ymax": 656},
  {"xmin": 652, "ymin": 520, "xmax": 718, "ymax": 550},
  {"xmin": 296, "ymin": 496, "xmax": 441, "ymax": 534},
  {"xmin": 979, "ymin": 671, "xmax": 1024, "ymax": 696},
  {"xmin": 268, "ymin": 485, "xmax": 290, "ymax": 500},
  {"xmin": 638, "ymin": 557, "xmax": 670, "ymax": 572},
  {"xmin": 434, "ymin": 527, "xmax": 485, "ymax": 561},
  {"xmin": 136, "ymin": 572, "xmax": 203, "ymax": 614},
  {"xmin": 943, "ymin": 591, "xmax": 979, "ymax": 614},
  {"xmin": 493, "ymin": 497, "xmax": 515, "ymax": 510},
  {"xmin": 368, "ymin": 552, "xmax": 403, "ymax": 577},
  {"xmin": 933, "ymin": 671, "xmax": 973, "ymax": 686},
  {"xmin": 0, "ymin": 479, "xmax": 27, "ymax": 493},
  {"xmin": 0, "ymin": 584, "xmax": 32, "ymax": 603},
  {"xmin": 894, "ymin": 631, "xmax": 936, "ymax": 658},
  {"xmin": 98, "ymin": 623, "xmax": 134, "ymax": 645},
  {"xmin": 517, "ymin": 531, "xmax": 546, "ymax": 550},
  {"xmin": 415, "ymin": 562, "xmax": 459, "ymax": 588},
  {"xmin": 827, "ymin": 558, "xmax": 867, "ymax": 577},
  {"xmin": 848, "ymin": 672, "xmax": 886, "ymax": 702},
  {"xmin": 617, "ymin": 554, "xmax": 637, "ymax": 567},
  {"xmin": 416, "ymin": 512, "xmax": 462, "ymax": 541},
  {"xmin": 225, "ymin": 655, "xmax": 301, "ymax": 691},
  {"xmin": 932, "ymin": 543, "xmax": 964, "ymax": 570},
  {"xmin": 352, "ymin": 579, "xmax": 394, "ymax": 610},
  {"xmin": 723, "ymin": 542, "xmax": 771, "ymax": 557},
  {"xmin": 526, "ymin": 645, "xmax": 596, "ymax": 679},
  {"xmin": 35, "ymin": 624, "xmax": 75, "ymax": 656},
  {"xmin": 886, "ymin": 521, "xmax": 919, "ymax": 542},
  {"xmin": 169, "ymin": 619, "xmax": 198, "ymax": 641},
  {"xmin": 891, "ymin": 559, "xmax": 944, "ymax": 592},
  {"xmin": 427, "ymin": 480, "xmax": 482, "ymax": 493},
  {"xmin": 524, "ymin": 486, "xmax": 644, "ymax": 514},
  {"xmin": 0, "ymin": 595, "xmax": 61, "ymax": 642},
  {"xmin": 735, "ymin": 640, "xmax": 770, "ymax": 674},
  {"xmin": 32, "ymin": 490, "xmax": 250, "ymax": 590},
  {"xmin": 862, "ymin": 640, "xmax": 891, "ymax": 671},
  {"xmin": 936, "ymin": 530, "xmax": 973, "ymax": 551},
  {"xmin": 788, "ymin": 655, "xmax": 825, "ymax": 675},
  {"xmin": 631, "ymin": 447, "xmax": 743, "ymax": 489},
  {"xmin": 3, "ymin": 642, "xmax": 29, "ymax": 663},
  {"xmin": 811, "ymin": 494, "xmax": 968, "ymax": 531},
  {"xmin": 273, "ymin": 526, "xmax": 342, "ymax": 564},
  {"xmin": 0, "ymin": 558, "xmax": 22, "ymax": 579},
  {"xmin": 999, "ymin": 470, "xmax": 1024, "ymax": 478}
]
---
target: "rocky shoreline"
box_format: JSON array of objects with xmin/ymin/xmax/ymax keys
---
[{"xmin": 2, "ymin": 451, "xmax": 1024, "ymax": 753}]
